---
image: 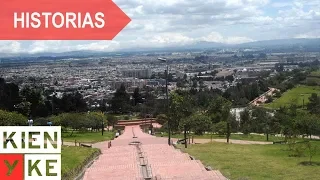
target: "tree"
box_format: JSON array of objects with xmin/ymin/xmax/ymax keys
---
[
  {"xmin": 14, "ymin": 101, "xmax": 31, "ymax": 116},
  {"xmin": 251, "ymin": 107, "xmax": 273, "ymax": 141},
  {"xmin": 87, "ymin": 112, "xmax": 106, "ymax": 132},
  {"xmin": 192, "ymin": 79, "xmax": 198, "ymax": 88},
  {"xmin": 240, "ymin": 108, "xmax": 251, "ymax": 135},
  {"xmin": 0, "ymin": 78, "xmax": 21, "ymax": 111},
  {"xmin": 206, "ymin": 96, "xmax": 232, "ymax": 124},
  {"xmin": 182, "ymin": 113, "xmax": 211, "ymax": 135},
  {"xmin": 305, "ymin": 141, "xmax": 317, "ymax": 165},
  {"xmin": 132, "ymin": 87, "xmax": 143, "ymax": 106},
  {"xmin": 156, "ymin": 114, "xmax": 167, "ymax": 125},
  {"xmin": 295, "ymin": 112, "xmax": 320, "ymax": 139},
  {"xmin": 307, "ymin": 93, "xmax": 320, "ymax": 114},
  {"xmin": 110, "ymin": 84, "xmax": 130, "ymax": 114},
  {"xmin": 168, "ymin": 93, "xmax": 193, "ymax": 132},
  {"xmin": 199, "ymin": 79, "xmax": 205, "ymax": 89},
  {"xmin": 0, "ymin": 110, "xmax": 27, "ymax": 126},
  {"xmin": 225, "ymin": 75, "xmax": 234, "ymax": 82},
  {"xmin": 206, "ymin": 96, "xmax": 232, "ymax": 142},
  {"xmin": 213, "ymin": 121, "xmax": 227, "ymax": 136},
  {"xmin": 106, "ymin": 114, "xmax": 118, "ymax": 129},
  {"xmin": 20, "ymin": 86, "xmax": 44, "ymax": 117},
  {"xmin": 59, "ymin": 91, "xmax": 87, "ymax": 113}
]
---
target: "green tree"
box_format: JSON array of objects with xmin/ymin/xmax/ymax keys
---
[
  {"xmin": 251, "ymin": 107, "xmax": 274, "ymax": 141},
  {"xmin": 106, "ymin": 114, "xmax": 118, "ymax": 129},
  {"xmin": 0, "ymin": 110, "xmax": 27, "ymax": 126},
  {"xmin": 213, "ymin": 121, "xmax": 227, "ymax": 136},
  {"xmin": 168, "ymin": 93, "xmax": 193, "ymax": 132},
  {"xmin": 110, "ymin": 84, "xmax": 131, "ymax": 113},
  {"xmin": 182, "ymin": 113, "xmax": 212, "ymax": 135},
  {"xmin": 206, "ymin": 96, "xmax": 232, "ymax": 142},
  {"xmin": 0, "ymin": 78, "xmax": 21, "ymax": 111},
  {"xmin": 240, "ymin": 108, "xmax": 251, "ymax": 135},
  {"xmin": 307, "ymin": 93, "xmax": 320, "ymax": 114},
  {"xmin": 20, "ymin": 86, "xmax": 44, "ymax": 117},
  {"xmin": 156, "ymin": 114, "xmax": 167, "ymax": 125},
  {"xmin": 132, "ymin": 87, "xmax": 143, "ymax": 106},
  {"xmin": 206, "ymin": 96, "xmax": 232, "ymax": 124}
]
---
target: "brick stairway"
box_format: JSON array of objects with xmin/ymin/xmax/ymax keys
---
[{"xmin": 83, "ymin": 125, "xmax": 227, "ymax": 180}]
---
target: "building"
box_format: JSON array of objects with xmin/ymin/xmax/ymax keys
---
[{"xmin": 121, "ymin": 69, "xmax": 151, "ymax": 79}]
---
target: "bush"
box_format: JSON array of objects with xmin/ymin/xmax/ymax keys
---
[
  {"xmin": 124, "ymin": 115, "xmax": 130, "ymax": 120},
  {"xmin": 34, "ymin": 117, "xmax": 49, "ymax": 126},
  {"xmin": 213, "ymin": 121, "xmax": 227, "ymax": 136},
  {"xmin": 156, "ymin": 114, "xmax": 167, "ymax": 125},
  {"xmin": 0, "ymin": 110, "xmax": 27, "ymax": 126}
]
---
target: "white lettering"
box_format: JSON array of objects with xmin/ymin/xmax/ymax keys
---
[
  {"xmin": 82, "ymin": 12, "xmax": 94, "ymax": 28},
  {"xmin": 31, "ymin": 12, "xmax": 41, "ymax": 28},
  {"xmin": 52, "ymin": 12, "xmax": 64, "ymax": 28},
  {"xmin": 94, "ymin": 12, "xmax": 105, "ymax": 28},
  {"xmin": 14, "ymin": 12, "xmax": 24, "ymax": 28},
  {"xmin": 13, "ymin": 12, "xmax": 106, "ymax": 29},
  {"xmin": 65, "ymin": 12, "xmax": 77, "ymax": 28},
  {"xmin": 42, "ymin": 12, "xmax": 52, "ymax": 28}
]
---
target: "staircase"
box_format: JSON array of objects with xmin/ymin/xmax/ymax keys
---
[{"xmin": 83, "ymin": 125, "xmax": 227, "ymax": 180}]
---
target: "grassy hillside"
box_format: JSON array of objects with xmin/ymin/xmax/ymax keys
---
[
  {"xmin": 265, "ymin": 85, "xmax": 320, "ymax": 109},
  {"xmin": 182, "ymin": 141, "xmax": 320, "ymax": 180}
]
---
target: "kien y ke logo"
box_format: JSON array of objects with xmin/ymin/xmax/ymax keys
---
[{"xmin": 0, "ymin": 126, "xmax": 61, "ymax": 180}]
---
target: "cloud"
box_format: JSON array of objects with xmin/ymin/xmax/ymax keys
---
[
  {"xmin": 0, "ymin": 41, "xmax": 22, "ymax": 53},
  {"xmin": 0, "ymin": 0, "xmax": 319, "ymax": 54},
  {"xmin": 201, "ymin": 32, "xmax": 254, "ymax": 44}
]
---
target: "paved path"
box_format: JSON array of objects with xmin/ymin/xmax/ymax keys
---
[
  {"xmin": 177, "ymin": 138, "xmax": 272, "ymax": 145},
  {"xmin": 83, "ymin": 125, "xmax": 227, "ymax": 180}
]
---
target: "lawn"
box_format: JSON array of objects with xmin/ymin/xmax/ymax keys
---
[
  {"xmin": 264, "ymin": 85, "xmax": 320, "ymax": 109},
  {"xmin": 305, "ymin": 70, "xmax": 320, "ymax": 85},
  {"xmin": 62, "ymin": 131, "xmax": 114, "ymax": 143},
  {"xmin": 155, "ymin": 133, "xmax": 285, "ymax": 142},
  {"xmin": 61, "ymin": 146, "xmax": 100, "ymax": 180},
  {"xmin": 310, "ymin": 70, "xmax": 320, "ymax": 77},
  {"xmin": 181, "ymin": 141, "xmax": 320, "ymax": 180}
]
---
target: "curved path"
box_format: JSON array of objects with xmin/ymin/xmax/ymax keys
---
[
  {"xmin": 84, "ymin": 125, "xmax": 227, "ymax": 180},
  {"xmin": 182, "ymin": 138, "xmax": 272, "ymax": 145}
]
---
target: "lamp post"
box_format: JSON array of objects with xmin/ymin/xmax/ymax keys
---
[{"xmin": 158, "ymin": 58, "xmax": 170, "ymax": 145}]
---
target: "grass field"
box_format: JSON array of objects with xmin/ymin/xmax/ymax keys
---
[
  {"xmin": 264, "ymin": 85, "xmax": 320, "ymax": 109},
  {"xmin": 62, "ymin": 131, "xmax": 114, "ymax": 143},
  {"xmin": 181, "ymin": 141, "xmax": 320, "ymax": 180},
  {"xmin": 156, "ymin": 133, "xmax": 285, "ymax": 142},
  {"xmin": 306, "ymin": 70, "xmax": 320, "ymax": 85},
  {"xmin": 310, "ymin": 70, "xmax": 320, "ymax": 77},
  {"xmin": 62, "ymin": 146, "xmax": 100, "ymax": 180}
]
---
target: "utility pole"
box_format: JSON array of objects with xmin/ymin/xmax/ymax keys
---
[
  {"xmin": 166, "ymin": 65, "xmax": 171, "ymax": 145},
  {"xmin": 158, "ymin": 58, "xmax": 171, "ymax": 145}
]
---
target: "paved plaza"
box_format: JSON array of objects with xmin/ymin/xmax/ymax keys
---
[{"xmin": 84, "ymin": 125, "xmax": 227, "ymax": 180}]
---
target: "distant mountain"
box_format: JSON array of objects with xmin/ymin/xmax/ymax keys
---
[
  {"xmin": 236, "ymin": 38, "xmax": 320, "ymax": 48},
  {"xmin": 121, "ymin": 38, "xmax": 320, "ymax": 52},
  {"xmin": 0, "ymin": 38, "xmax": 319, "ymax": 58}
]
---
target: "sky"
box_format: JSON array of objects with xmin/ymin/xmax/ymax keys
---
[{"xmin": 0, "ymin": 0, "xmax": 319, "ymax": 54}]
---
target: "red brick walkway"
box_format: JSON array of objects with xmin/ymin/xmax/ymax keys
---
[{"xmin": 84, "ymin": 125, "xmax": 227, "ymax": 180}]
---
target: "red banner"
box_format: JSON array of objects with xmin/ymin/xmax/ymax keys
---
[{"xmin": 0, "ymin": 0, "xmax": 131, "ymax": 40}]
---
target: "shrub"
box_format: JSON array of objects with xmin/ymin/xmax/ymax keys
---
[
  {"xmin": 214, "ymin": 121, "xmax": 227, "ymax": 136},
  {"xmin": 156, "ymin": 114, "xmax": 167, "ymax": 125},
  {"xmin": 0, "ymin": 110, "xmax": 27, "ymax": 126}
]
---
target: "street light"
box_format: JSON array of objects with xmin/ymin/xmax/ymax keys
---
[{"xmin": 158, "ymin": 58, "xmax": 171, "ymax": 145}]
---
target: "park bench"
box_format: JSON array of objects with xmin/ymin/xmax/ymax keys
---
[
  {"xmin": 273, "ymin": 141, "xmax": 286, "ymax": 144},
  {"xmin": 177, "ymin": 138, "xmax": 188, "ymax": 144},
  {"xmin": 80, "ymin": 143, "xmax": 92, "ymax": 148}
]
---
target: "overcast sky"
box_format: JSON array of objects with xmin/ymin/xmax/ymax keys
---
[{"xmin": 0, "ymin": 0, "xmax": 319, "ymax": 54}]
